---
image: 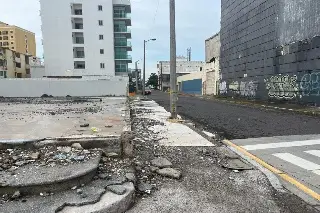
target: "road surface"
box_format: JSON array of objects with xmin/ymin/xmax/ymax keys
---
[{"xmin": 150, "ymin": 91, "xmax": 320, "ymax": 205}]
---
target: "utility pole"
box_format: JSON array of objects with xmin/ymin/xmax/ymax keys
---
[
  {"xmin": 135, "ymin": 60, "xmax": 139, "ymax": 94},
  {"xmin": 160, "ymin": 62, "xmax": 163, "ymax": 91},
  {"xmin": 143, "ymin": 40, "xmax": 146, "ymax": 96},
  {"xmin": 170, "ymin": 0, "xmax": 177, "ymax": 118}
]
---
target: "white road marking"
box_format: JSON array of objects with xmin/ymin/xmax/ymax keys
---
[
  {"xmin": 203, "ymin": 131, "xmax": 215, "ymax": 138},
  {"xmin": 241, "ymin": 139, "xmax": 320, "ymax": 151},
  {"xmin": 273, "ymin": 153, "xmax": 320, "ymax": 176},
  {"xmin": 305, "ymin": 150, "xmax": 320, "ymax": 158}
]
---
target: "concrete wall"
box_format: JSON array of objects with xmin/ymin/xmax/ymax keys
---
[
  {"xmin": 31, "ymin": 66, "xmax": 46, "ymax": 78},
  {"xmin": 40, "ymin": 0, "xmax": 116, "ymax": 76},
  {"xmin": 0, "ymin": 78, "xmax": 128, "ymax": 97},
  {"xmin": 205, "ymin": 33, "xmax": 220, "ymax": 63},
  {"xmin": 220, "ymin": 0, "xmax": 320, "ymax": 104}
]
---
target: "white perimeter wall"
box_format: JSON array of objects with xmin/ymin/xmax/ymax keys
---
[
  {"xmin": 40, "ymin": 0, "xmax": 115, "ymax": 76},
  {"xmin": 0, "ymin": 78, "xmax": 128, "ymax": 97}
]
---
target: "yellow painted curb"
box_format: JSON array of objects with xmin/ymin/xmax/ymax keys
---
[{"xmin": 223, "ymin": 139, "xmax": 320, "ymax": 201}]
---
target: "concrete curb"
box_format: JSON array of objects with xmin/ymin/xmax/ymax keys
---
[
  {"xmin": 58, "ymin": 182, "xmax": 135, "ymax": 213},
  {"xmin": 0, "ymin": 154, "xmax": 101, "ymax": 196}
]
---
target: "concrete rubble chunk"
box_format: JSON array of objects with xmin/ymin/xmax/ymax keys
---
[
  {"xmin": 150, "ymin": 166, "xmax": 159, "ymax": 172},
  {"xmin": 107, "ymin": 185, "xmax": 127, "ymax": 195},
  {"xmin": 103, "ymin": 152, "xmax": 119, "ymax": 158},
  {"xmin": 137, "ymin": 182, "xmax": 153, "ymax": 193},
  {"xmin": 57, "ymin": 146, "xmax": 72, "ymax": 153},
  {"xmin": 156, "ymin": 168, "xmax": 182, "ymax": 179},
  {"xmin": 221, "ymin": 158, "xmax": 253, "ymax": 170},
  {"xmin": 30, "ymin": 152, "xmax": 40, "ymax": 160},
  {"xmin": 125, "ymin": 173, "xmax": 136, "ymax": 183},
  {"xmin": 11, "ymin": 191, "xmax": 21, "ymax": 200},
  {"xmin": 151, "ymin": 157, "xmax": 173, "ymax": 168},
  {"xmin": 71, "ymin": 143, "xmax": 83, "ymax": 150}
]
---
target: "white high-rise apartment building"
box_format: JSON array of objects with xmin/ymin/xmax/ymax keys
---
[{"xmin": 40, "ymin": 0, "xmax": 132, "ymax": 77}]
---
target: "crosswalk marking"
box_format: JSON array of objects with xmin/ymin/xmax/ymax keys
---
[
  {"xmin": 273, "ymin": 153, "xmax": 320, "ymax": 175},
  {"xmin": 241, "ymin": 139, "xmax": 320, "ymax": 151},
  {"xmin": 305, "ymin": 150, "xmax": 320, "ymax": 158}
]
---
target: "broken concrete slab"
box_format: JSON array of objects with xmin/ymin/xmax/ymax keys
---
[
  {"xmin": 59, "ymin": 182, "xmax": 134, "ymax": 213},
  {"xmin": 156, "ymin": 168, "xmax": 182, "ymax": 179},
  {"xmin": 0, "ymin": 153, "xmax": 101, "ymax": 195},
  {"xmin": 151, "ymin": 157, "xmax": 172, "ymax": 168},
  {"xmin": 221, "ymin": 158, "xmax": 253, "ymax": 170},
  {"xmin": 107, "ymin": 185, "xmax": 127, "ymax": 195}
]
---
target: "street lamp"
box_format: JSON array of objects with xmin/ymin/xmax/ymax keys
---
[{"xmin": 143, "ymin": 38, "xmax": 156, "ymax": 96}]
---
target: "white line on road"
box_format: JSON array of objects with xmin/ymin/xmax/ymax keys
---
[
  {"xmin": 305, "ymin": 150, "xmax": 320, "ymax": 158},
  {"xmin": 273, "ymin": 153, "xmax": 320, "ymax": 176},
  {"xmin": 241, "ymin": 139, "xmax": 320, "ymax": 151}
]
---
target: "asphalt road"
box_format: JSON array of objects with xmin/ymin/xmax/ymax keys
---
[{"xmin": 150, "ymin": 91, "xmax": 320, "ymax": 139}]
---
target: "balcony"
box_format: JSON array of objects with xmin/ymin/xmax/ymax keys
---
[
  {"xmin": 113, "ymin": 13, "xmax": 131, "ymax": 26},
  {"xmin": 72, "ymin": 18, "xmax": 84, "ymax": 32},
  {"xmin": 114, "ymin": 27, "xmax": 131, "ymax": 38},
  {"xmin": 73, "ymin": 47, "xmax": 85, "ymax": 59},
  {"xmin": 115, "ymin": 67, "xmax": 128, "ymax": 73},
  {"xmin": 71, "ymin": 3, "xmax": 83, "ymax": 17},
  {"xmin": 115, "ymin": 54, "xmax": 132, "ymax": 62},
  {"xmin": 114, "ymin": 40, "xmax": 132, "ymax": 51}
]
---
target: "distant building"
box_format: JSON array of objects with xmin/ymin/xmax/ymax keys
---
[
  {"xmin": 157, "ymin": 57, "xmax": 205, "ymax": 91},
  {"xmin": 0, "ymin": 47, "xmax": 32, "ymax": 78},
  {"xmin": 40, "ymin": 0, "xmax": 132, "ymax": 77},
  {"xmin": 0, "ymin": 22, "xmax": 36, "ymax": 56},
  {"xmin": 176, "ymin": 33, "xmax": 221, "ymax": 95}
]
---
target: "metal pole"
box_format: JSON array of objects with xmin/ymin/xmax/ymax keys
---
[
  {"xmin": 143, "ymin": 40, "xmax": 146, "ymax": 96},
  {"xmin": 135, "ymin": 61, "xmax": 139, "ymax": 94},
  {"xmin": 160, "ymin": 62, "xmax": 163, "ymax": 91},
  {"xmin": 170, "ymin": 0, "xmax": 177, "ymax": 118}
]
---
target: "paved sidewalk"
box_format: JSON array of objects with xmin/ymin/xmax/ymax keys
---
[{"xmin": 127, "ymin": 98, "xmax": 318, "ymax": 213}]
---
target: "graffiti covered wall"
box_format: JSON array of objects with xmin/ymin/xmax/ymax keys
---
[{"xmin": 220, "ymin": 0, "xmax": 320, "ymax": 104}]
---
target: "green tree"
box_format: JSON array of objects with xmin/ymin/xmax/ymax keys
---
[{"xmin": 147, "ymin": 73, "xmax": 159, "ymax": 89}]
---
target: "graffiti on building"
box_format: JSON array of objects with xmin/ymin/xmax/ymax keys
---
[
  {"xmin": 229, "ymin": 81, "xmax": 239, "ymax": 93},
  {"xmin": 300, "ymin": 72, "xmax": 320, "ymax": 96},
  {"xmin": 219, "ymin": 81, "xmax": 227, "ymax": 94},
  {"xmin": 264, "ymin": 74, "xmax": 298, "ymax": 99},
  {"xmin": 240, "ymin": 81, "xmax": 258, "ymax": 98}
]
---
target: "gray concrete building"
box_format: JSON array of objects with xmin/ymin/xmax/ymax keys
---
[{"xmin": 220, "ymin": 0, "xmax": 320, "ymax": 104}]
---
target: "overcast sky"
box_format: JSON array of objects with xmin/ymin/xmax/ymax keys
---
[{"xmin": 0, "ymin": 0, "xmax": 221, "ymax": 77}]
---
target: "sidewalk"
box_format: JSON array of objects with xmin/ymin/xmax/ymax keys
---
[{"xmin": 127, "ymin": 97, "xmax": 318, "ymax": 213}]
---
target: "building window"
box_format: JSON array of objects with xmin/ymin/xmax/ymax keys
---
[
  {"xmin": 12, "ymin": 47, "xmax": 14, "ymax": 49},
  {"xmin": 98, "ymin": 5, "xmax": 103, "ymax": 11},
  {"xmin": 100, "ymin": 49, "xmax": 104, "ymax": 54},
  {"xmin": 100, "ymin": 63, "xmax": 105, "ymax": 69},
  {"xmin": 11, "ymin": 36, "xmax": 13, "ymax": 39},
  {"xmin": 3, "ymin": 36, "xmax": 8, "ymax": 40},
  {"xmin": 0, "ymin": 42, "xmax": 2, "ymax": 46},
  {"xmin": 98, "ymin": 20, "xmax": 103, "ymax": 26},
  {"xmin": 10, "ymin": 31, "xmax": 13, "ymax": 33},
  {"xmin": 16, "ymin": 62, "xmax": 21, "ymax": 68},
  {"xmin": 2, "ymin": 31, "xmax": 8, "ymax": 35},
  {"xmin": 99, "ymin": 34, "xmax": 104, "ymax": 40},
  {"xmin": 0, "ymin": 37, "xmax": 2, "ymax": 40},
  {"xmin": 11, "ymin": 42, "xmax": 13, "ymax": 44},
  {"xmin": 3, "ymin": 42, "xmax": 8, "ymax": 46}
]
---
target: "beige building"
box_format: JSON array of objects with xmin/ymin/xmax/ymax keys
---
[
  {"xmin": 0, "ymin": 22, "xmax": 36, "ymax": 56},
  {"xmin": 0, "ymin": 47, "xmax": 31, "ymax": 78}
]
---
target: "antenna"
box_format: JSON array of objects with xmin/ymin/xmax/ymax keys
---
[{"xmin": 187, "ymin": 47, "xmax": 192, "ymax": 61}]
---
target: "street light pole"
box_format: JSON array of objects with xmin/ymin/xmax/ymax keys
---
[
  {"xmin": 143, "ymin": 40, "xmax": 146, "ymax": 96},
  {"xmin": 135, "ymin": 60, "xmax": 139, "ymax": 94},
  {"xmin": 142, "ymin": 38, "xmax": 156, "ymax": 96},
  {"xmin": 170, "ymin": 0, "xmax": 177, "ymax": 118}
]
